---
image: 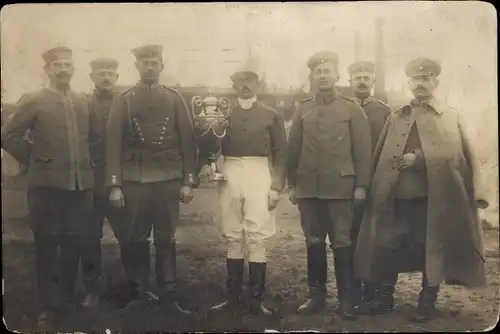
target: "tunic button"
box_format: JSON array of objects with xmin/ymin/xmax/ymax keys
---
[
  {"xmin": 141, "ymin": 138, "xmax": 145, "ymax": 142},
  {"xmin": 160, "ymin": 136, "xmax": 164, "ymax": 140}
]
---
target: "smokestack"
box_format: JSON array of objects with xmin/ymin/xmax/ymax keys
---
[
  {"xmin": 374, "ymin": 18, "xmax": 387, "ymax": 103},
  {"xmin": 354, "ymin": 30, "xmax": 361, "ymax": 62}
]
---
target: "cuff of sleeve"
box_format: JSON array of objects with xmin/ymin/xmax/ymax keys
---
[
  {"xmin": 183, "ymin": 173, "xmax": 197, "ymax": 186},
  {"xmin": 107, "ymin": 175, "xmax": 122, "ymax": 188}
]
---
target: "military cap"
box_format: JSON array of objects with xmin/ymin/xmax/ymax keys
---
[
  {"xmin": 348, "ymin": 61, "xmax": 375, "ymax": 75},
  {"xmin": 405, "ymin": 57, "xmax": 441, "ymax": 77},
  {"xmin": 41, "ymin": 46, "xmax": 73, "ymax": 65},
  {"xmin": 90, "ymin": 58, "xmax": 118, "ymax": 71},
  {"xmin": 131, "ymin": 44, "xmax": 163, "ymax": 60},
  {"xmin": 307, "ymin": 51, "xmax": 339, "ymax": 71}
]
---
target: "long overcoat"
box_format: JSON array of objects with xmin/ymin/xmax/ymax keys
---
[{"xmin": 354, "ymin": 98, "xmax": 488, "ymax": 288}]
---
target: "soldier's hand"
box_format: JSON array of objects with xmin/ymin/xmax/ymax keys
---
[
  {"xmin": 109, "ymin": 187, "xmax": 125, "ymax": 209},
  {"xmin": 288, "ymin": 187, "xmax": 298, "ymax": 206},
  {"xmin": 180, "ymin": 185, "xmax": 194, "ymax": 204},
  {"xmin": 398, "ymin": 153, "xmax": 417, "ymax": 171},
  {"xmin": 268, "ymin": 189, "xmax": 281, "ymax": 211},
  {"xmin": 353, "ymin": 186, "xmax": 367, "ymax": 207}
]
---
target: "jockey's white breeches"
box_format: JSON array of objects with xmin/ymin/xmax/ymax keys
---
[{"xmin": 216, "ymin": 156, "xmax": 276, "ymax": 263}]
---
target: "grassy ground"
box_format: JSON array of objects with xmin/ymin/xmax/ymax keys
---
[{"xmin": 3, "ymin": 184, "xmax": 499, "ymax": 332}]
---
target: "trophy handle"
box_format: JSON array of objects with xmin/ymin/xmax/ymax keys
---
[
  {"xmin": 191, "ymin": 96, "xmax": 203, "ymax": 120},
  {"xmin": 218, "ymin": 97, "xmax": 230, "ymax": 116}
]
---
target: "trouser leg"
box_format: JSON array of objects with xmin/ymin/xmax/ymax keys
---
[
  {"xmin": 34, "ymin": 234, "xmax": 62, "ymax": 312},
  {"xmin": 121, "ymin": 181, "xmax": 152, "ymax": 294},
  {"xmin": 297, "ymin": 199, "xmax": 328, "ymax": 314},
  {"xmin": 80, "ymin": 193, "xmax": 105, "ymax": 304},
  {"xmin": 326, "ymin": 200, "xmax": 358, "ymax": 320},
  {"xmin": 152, "ymin": 180, "xmax": 191, "ymax": 315}
]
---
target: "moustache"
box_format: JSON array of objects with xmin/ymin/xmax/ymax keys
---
[
  {"xmin": 56, "ymin": 72, "xmax": 70, "ymax": 79},
  {"xmin": 357, "ymin": 84, "xmax": 369, "ymax": 89},
  {"xmin": 241, "ymin": 87, "xmax": 251, "ymax": 92},
  {"xmin": 102, "ymin": 80, "xmax": 111, "ymax": 85},
  {"xmin": 415, "ymin": 86, "xmax": 427, "ymax": 91}
]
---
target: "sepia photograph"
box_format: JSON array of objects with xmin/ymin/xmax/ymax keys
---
[{"xmin": 1, "ymin": 2, "xmax": 498, "ymax": 332}]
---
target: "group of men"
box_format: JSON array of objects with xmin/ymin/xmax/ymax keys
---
[{"xmin": 1, "ymin": 43, "xmax": 488, "ymax": 331}]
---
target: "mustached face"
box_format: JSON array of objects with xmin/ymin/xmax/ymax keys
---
[
  {"xmin": 90, "ymin": 69, "xmax": 119, "ymax": 92},
  {"xmin": 349, "ymin": 71, "xmax": 375, "ymax": 94},
  {"xmin": 45, "ymin": 59, "xmax": 74, "ymax": 86},
  {"xmin": 232, "ymin": 74, "xmax": 260, "ymax": 99},
  {"xmin": 408, "ymin": 75, "xmax": 439, "ymax": 98}
]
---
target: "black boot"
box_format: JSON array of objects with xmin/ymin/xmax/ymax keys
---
[
  {"xmin": 248, "ymin": 262, "xmax": 273, "ymax": 316},
  {"xmin": 414, "ymin": 274, "xmax": 439, "ymax": 323},
  {"xmin": 155, "ymin": 242, "xmax": 191, "ymax": 315},
  {"xmin": 297, "ymin": 243, "xmax": 327, "ymax": 314},
  {"xmin": 370, "ymin": 248, "xmax": 398, "ymax": 315},
  {"xmin": 370, "ymin": 283, "xmax": 396, "ymax": 315},
  {"xmin": 354, "ymin": 281, "xmax": 379, "ymax": 315},
  {"xmin": 211, "ymin": 258, "xmax": 244, "ymax": 312},
  {"xmin": 333, "ymin": 247, "xmax": 358, "ymax": 320}
]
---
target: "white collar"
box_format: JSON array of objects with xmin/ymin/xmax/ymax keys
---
[{"xmin": 238, "ymin": 95, "xmax": 257, "ymax": 110}]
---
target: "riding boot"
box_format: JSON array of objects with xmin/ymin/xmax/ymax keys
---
[
  {"xmin": 211, "ymin": 258, "xmax": 245, "ymax": 311},
  {"xmin": 414, "ymin": 273, "xmax": 440, "ymax": 322},
  {"xmin": 155, "ymin": 242, "xmax": 191, "ymax": 315},
  {"xmin": 248, "ymin": 262, "xmax": 273, "ymax": 316},
  {"xmin": 354, "ymin": 281, "xmax": 379, "ymax": 315},
  {"xmin": 297, "ymin": 243, "xmax": 327, "ymax": 314},
  {"xmin": 333, "ymin": 246, "xmax": 358, "ymax": 320},
  {"xmin": 370, "ymin": 247, "xmax": 398, "ymax": 315}
]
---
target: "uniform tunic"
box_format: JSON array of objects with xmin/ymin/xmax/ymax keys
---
[
  {"xmin": 1, "ymin": 87, "xmax": 95, "ymax": 309},
  {"xmin": 105, "ymin": 83, "xmax": 197, "ymax": 244},
  {"xmin": 353, "ymin": 96, "xmax": 392, "ymax": 152},
  {"xmin": 218, "ymin": 100, "xmax": 287, "ymax": 262},
  {"xmin": 287, "ymin": 88, "xmax": 372, "ymax": 248}
]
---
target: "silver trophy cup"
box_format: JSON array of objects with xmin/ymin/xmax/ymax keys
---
[{"xmin": 191, "ymin": 95, "xmax": 230, "ymax": 181}]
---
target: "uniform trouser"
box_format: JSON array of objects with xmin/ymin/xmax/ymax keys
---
[
  {"xmin": 28, "ymin": 186, "xmax": 93, "ymax": 311},
  {"xmin": 78, "ymin": 192, "xmax": 107, "ymax": 296},
  {"xmin": 217, "ymin": 157, "xmax": 276, "ymax": 263},
  {"xmin": 297, "ymin": 198, "xmax": 353, "ymax": 295},
  {"xmin": 379, "ymin": 198, "xmax": 428, "ymax": 286},
  {"xmin": 118, "ymin": 180, "xmax": 181, "ymax": 296}
]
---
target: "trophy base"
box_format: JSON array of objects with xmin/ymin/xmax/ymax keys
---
[{"xmin": 212, "ymin": 172, "xmax": 225, "ymax": 181}]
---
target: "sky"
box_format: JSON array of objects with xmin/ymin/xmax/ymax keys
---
[{"xmin": 1, "ymin": 1, "xmax": 497, "ymax": 116}]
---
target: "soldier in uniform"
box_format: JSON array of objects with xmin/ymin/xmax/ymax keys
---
[
  {"xmin": 210, "ymin": 64, "xmax": 288, "ymax": 315},
  {"xmin": 1, "ymin": 46, "xmax": 95, "ymax": 329},
  {"xmin": 105, "ymin": 44, "xmax": 198, "ymax": 315},
  {"xmin": 355, "ymin": 58, "xmax": 488, "ymax": 322},
  {"xmin": 287, "ymin": 51, "xmax": 372, "ymax": 319},
  {"xmin": 347, "ymin": 61, "xmax": 392, "ymax": 313},
  {"xmin": 80, "ymin": 58, "xmax": 120, "ymax": 308}
]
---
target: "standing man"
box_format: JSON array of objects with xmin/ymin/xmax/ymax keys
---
[
  {"xmin": 81, "ymin": 58, "xmax": 120, "ymax": 308},
  {"xmin": 1, "ymin": 46, "xmax": 95, "ymax": 329},
  {"xmin": 355, "ymin": 57, "xmax": 488, "ymax": 322},
  {"xmin": 347, "ymin": 60, "xmax": 392, "ymax": 313},
  {"xmin": 210, "ymin": 64, "xmax": 288, "ymax": 316},
  {"xmin": 287, "ymin": 51, "xmax": 372, "ymax": 319},
  {"xmin": 105, "ymin": 44, "xmax": 198, "ymax": 315}
]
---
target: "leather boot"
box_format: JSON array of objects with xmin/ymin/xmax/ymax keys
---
[
  {"xmin": 414, "ymin": 274, "xmax": 439, "ymax": 322},
  {"xmin": 248, "ymin": 262, "xmax": 273, "ymax": 316},
  {"xmin": 333, "ymin": 247, "xmax": 358, "ymax": 320},
  {"xmin": 211, "ymin": 258, "xmax": 244, "ymax": 312},
  {"xmin": 354, "ymin": 281, "xmax": 379, "ymax": 315},
  {"xmin": 297, "ymin": 243, "xmax": 327, "ymax": 314},
  {"xmin": 370, "ymin": 248, "xmax": 398, "ymax": 315},
  {"xmin": 155, "ymin": 242, "xmax": 191, "ymax": 315}
]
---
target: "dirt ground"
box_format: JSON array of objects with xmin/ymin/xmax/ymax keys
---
[{"xmin": 3, "ymin": 184, "xmax": 499, "ymax": 333}]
